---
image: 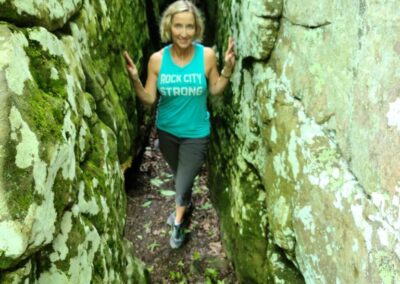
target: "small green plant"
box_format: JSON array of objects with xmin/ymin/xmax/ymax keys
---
[
  {"xmin": 143, "ymin": 221, "xmax": 152, "ymax": 233},
  {"xmin": 159, "ymin": 189, "xmax": 175, "ymax": 197},
  {"xmin": 200, "ymin": 201, "xmax": 213, "ymax": 210},
  {"xmin": 169, "ymin": 259, "xmax": 191, "ymax": 283},
  {"xmin": 205, "ymin": 268, "xmax": 219, "ymax": 283},
  {"xmin": 147, "ymin": 242, "xmax": 160, "ymax": 252},
  {"xmin": 193, "ymin": 251, "xmax": 200, "ymax": 261},
  {"xmin": 141, "ymin": 200, "xmax": 152, "ymax": 208},
  {"xmin": 192, "ymin": 184, "xmax": 202, "ymax": 195},
  {"xmin": 169, "ymin": 270, "xmax": 188, "ymax": 283},
  {"xmin": 208, "ymin": 228, "xmax": 216, "ymax": 237},
  {"xmin": 177, "ymin": 260, "xmax": 185, "ymax": 268},
  {"xmin": 169, "ymin": 270, "xmax": 183, "ymax": 281},
  {"xmin": 147, "ymin": 265, "xmax": 154, "ymax": 273},
  {"xmin": 161, "ymin": 171, "xmax": 173, "ymax": 179},
  {"xmin": 150, "ymin": 177, "xmax": 163, "ymax": 187}
]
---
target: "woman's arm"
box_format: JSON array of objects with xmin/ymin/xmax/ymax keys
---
[
  {"xmin": 206, "ymin": 38, "xmax": 236, "ymax": 96},
  {"xmin": 124, "ymin": 51, "xmax": 160, "ymax": 106}
]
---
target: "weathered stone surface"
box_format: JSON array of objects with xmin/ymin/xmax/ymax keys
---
[
  {"xmin": 0, "ymin": 0, "xmax": 83, "ymax": 31},
  {"xmin": 208, "ymin": 0, "xmax": 400, "ymax": 283},
  {"xmin": 0, "ymin": 0, "xmax": 151, "ymax": 282}
]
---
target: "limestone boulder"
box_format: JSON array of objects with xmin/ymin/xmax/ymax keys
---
[
  {"xmin": 0, "ymin": 0, "xmax": 151, "ymax": 282},
  {"xmin": 208, "ymin": 0, "xmax": 400, "ymax": 283},
  {"xmin": 0, "ymin": 0, "xmax": 82, "ymax": 31}
]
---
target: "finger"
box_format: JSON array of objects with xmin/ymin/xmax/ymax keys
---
[
  {"xmin": 124, "ymin": 55, "xmax": 133, "ymax": 66},
  {"xmin": 123, "ymin": 52, "xmax": 134, "ymax": 65},
  {"xmin": 226, "ymin": 39, "xmax": 232, "ymax": 52},
  {"xmin": 225, "ymin": 53, "xmax": 233, "ymax": 63},
  {"xmin": 228, "ymin": 37, "xmax": 234, "ymax": 51},
  {"xmin": 123, "ymin": 51, "xmax": 130, "ymax": 60},
  {"xmin": 225, "ymin": 49, "xmax": 233, "ymax": 60},
  {"xmin": 225, "ymin": 52, "xmax": 235, "ymax": 62},
  {"xmin": 227, "ymin": 55, "xmax": 236, "ymax": 66}
]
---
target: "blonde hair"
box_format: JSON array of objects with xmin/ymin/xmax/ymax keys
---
[{"xmin": 159, "ymin": 1, "xmax": 204, "ymax": 43}]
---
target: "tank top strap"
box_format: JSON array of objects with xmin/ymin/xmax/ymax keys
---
[
  {"xmin": 160, "ymin": 44, "xmax": 173, "ymax": 72},
  {"xmin": 192, "ymin": 43, "xmax": 204, "ymax": 73}
]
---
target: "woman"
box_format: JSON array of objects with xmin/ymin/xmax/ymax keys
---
[{"xmin": 124, "ymin": 0, "xmax": 235, "ymax": 249}]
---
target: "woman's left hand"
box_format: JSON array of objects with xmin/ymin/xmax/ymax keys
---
[{"xmin": 224, "ymin": 37, "xmax": 236, "ymax": 71}]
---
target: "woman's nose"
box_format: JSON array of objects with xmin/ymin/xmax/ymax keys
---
[{"xmin": 182, "ymin": 28, "xmax": 187, "ymax": 36}]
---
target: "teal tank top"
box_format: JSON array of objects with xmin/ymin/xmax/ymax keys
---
[{"xmin": 156, "ymin": 43, "xmax": 210, "ymax": 138}]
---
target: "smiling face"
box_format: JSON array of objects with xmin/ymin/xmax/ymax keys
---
[{"xmin": 170, "ymin": 11, "xmax": 196, "ymax": 49}]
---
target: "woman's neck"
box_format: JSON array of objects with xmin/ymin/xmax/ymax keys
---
[{"xmin": 170, "ymin": 44, "xmax": 194, "ymax": 60}]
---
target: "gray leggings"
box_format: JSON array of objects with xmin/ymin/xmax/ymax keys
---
[{"xmin": 157, "ymin": 129, "xmax": 209, "ymax": 206}]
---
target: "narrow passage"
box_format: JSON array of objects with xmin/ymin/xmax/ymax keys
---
[{"xmin": 124, "ymin": 129, "xmax": 237, "ymax": 283}]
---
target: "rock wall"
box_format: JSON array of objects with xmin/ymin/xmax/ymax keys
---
[
  {"xmin": 0, "ymin": 0, "xmax": 150, "ymax": 283},
  {"xmin": 208, "ymin": 0, "xmax": 400, "ymax": 283}
]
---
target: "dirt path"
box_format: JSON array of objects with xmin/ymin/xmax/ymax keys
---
[{"xmin": 124, "ymin": 130, "xmax": 237, "ymax": 283}]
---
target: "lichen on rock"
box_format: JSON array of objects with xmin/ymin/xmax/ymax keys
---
[
  {"xmin": 208, "ymin": 0, "xmax": 400, "ymax": 282},
  {"xmin": 0, "ymin": 0, "xmax": 151, "ymax": 282}
]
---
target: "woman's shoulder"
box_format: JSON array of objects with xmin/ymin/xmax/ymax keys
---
[
  {"xmin": 148, "ymin": 49, "xmax": 165, "ymax": 67},
  {"xmin": 202, "ymin": 46, "xmax": 217, "ymax": 74},
  {"xmin": 149, "ymin": 49, "xmax": 164, "ymax": 62},
  {"xmin": 148, "ymin": 49, "xmax": 165, "ymax": 73},
  {"xmin": 203, "ymin": 46, "xmax": 216, "ymax": 58}
]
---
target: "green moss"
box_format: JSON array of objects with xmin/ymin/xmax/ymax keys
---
[
  {"xmin": 208, "ymin": 133, "xmax": 267, "ymax": 281},
  {"xmin": 34, "ymin": 218, "xmax": 78, "ymax": 280},
  {"xmin": 266, "ymin": 239, "xmax": 305, "ymax": 283},
  {"xmin": 78, "ymin": 120, "xmax": 126, "ymax": 236},
  {"xmin": 374, "ymin": 250, "xmax": 397, "ymax": 284},
  {"xmin": 23, "ymin": 39, "xmax": 68, "ymax": 99},
  {"xmin": 0, "ymin": 257, "xmax": 34, "ymax": 281},
  {"xmin": 12, "ymin": 84, "xmax": 64, "ymax": 146},
  {"xmin": 209, "ymin": 97, "xmax": 304, "ymax": 283},
  {"xmin": 52, "ymin": 170, "xmax": 75, "ymax": 217},
  {"xmin": 1, "ymin": 0, "xmax": 151, "ymax": 281},
  {"xmin": 1, "ymin": 140, "xmax": 36, "ymax": 220},
  {"xmin": 77, "ymin": 0, "xmax": 152, "ymax": 163},
  {"xmin": 92, "ymin": 243, "xmax": 109, "ymax": 281},
  {"xmin": 84, "ymin": 122, "xmax": 112, "ymax": 167},
  {"xmin": 79, "ymin": 168, "xmax": 107, "ymax": 232},
  {"xmin": 0, "ymin": 252, "xmax": 17, "ymax": 270}
]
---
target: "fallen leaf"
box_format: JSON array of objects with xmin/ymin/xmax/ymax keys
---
[
  {"xmin": 150, "ymin": 177, "xmax": 163, "ymax": 187},
  {"xmin": 159, "ymin": 189, "xmax": 175, "ymax": 197},
  {"xmin": 142, "ymin": 200, "xmax": 152, "ymax": 208}
]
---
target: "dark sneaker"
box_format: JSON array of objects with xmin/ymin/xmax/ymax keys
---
[
  {"xmin": 170, "ymin": 223, "xmax": 186, "ymax": 249},
  {"xmin": 166, "ymin": 202, "xmax": 194, "ymax": 226},
  {"xmin": 166, "ymin": 212, "xmax": 176, "ymax": 226}
]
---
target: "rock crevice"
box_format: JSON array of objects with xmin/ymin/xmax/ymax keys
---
[{"xmin": 282, "ymin": 16, "xmax": 332, "ymax": 29}]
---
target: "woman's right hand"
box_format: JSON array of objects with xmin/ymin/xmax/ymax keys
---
[
  {"xmin": 224, "ymin": 37, "xmax": 236, "ymax": 72},
  {"xmin": 124, "ymin": 51, "xmax": 140, "ymax": 81}
]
